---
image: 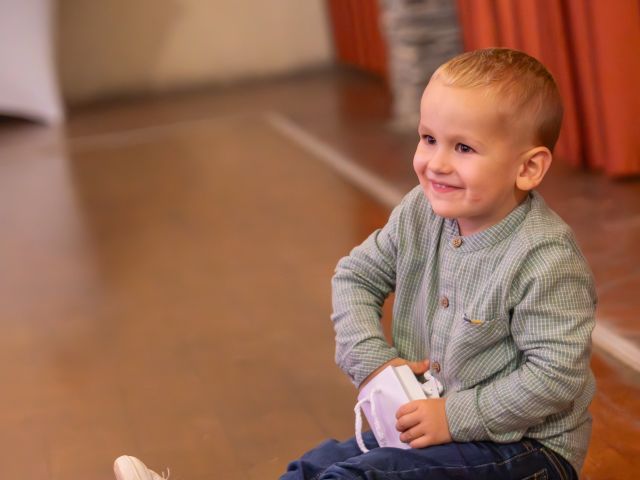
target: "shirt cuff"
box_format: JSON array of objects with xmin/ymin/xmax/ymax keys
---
[
  {"xmin": 351, "ymin": 347, "xmax": 399, "ymax": 388},
  {"xmin": 445, "ymin": 388, "xmax": 487, "ymax": 441}
]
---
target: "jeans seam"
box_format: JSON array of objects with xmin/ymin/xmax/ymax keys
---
[
  {"xmin": 342, "ymin": 444, "xmax": 544, "ymax": 477},
  {"xmin": 540, "ymin": 448, "xmax": 569, "ymax": 480},
  {"xmin": 494, "ymin": 446, "xmax": 543, "ymax": 468},
  {"xmin": 521, "ymin": 440, "xmax": 535, "ymax": 452},
  {"xmin": 522, "ymin": 469, "xmax": 549, "ymax": 480}
]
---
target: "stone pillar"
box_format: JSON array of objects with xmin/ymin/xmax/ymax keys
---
[{"xmin": 378, "ymin": 0, "xmax": 462, "ymax": 129}]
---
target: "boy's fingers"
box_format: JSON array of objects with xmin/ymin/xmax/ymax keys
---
[
  {"xmin": 395, "ymin": 400, "xmax": 419, "ymax": 419},
  {"xmin": 395, "ymin": 410, "xmax": 420, "ymax": 432},
  {"xmin": 409, "ymin": 435, "xmax": 430, "ymax": 449},
  {"xmin": 407, "ymin": 359, "xmax": 430, "ymax": 374},
  {"xmin": 399, "ymin": 425, "xmax": 424, "ymax": 444}
]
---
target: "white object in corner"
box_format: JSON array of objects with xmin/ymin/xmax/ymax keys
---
[{"xmin": 0, "ymin": 0, "xmax": 64, "ymax": 124}]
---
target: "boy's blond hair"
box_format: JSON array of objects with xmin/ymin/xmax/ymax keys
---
[{"xmin": 432, "ymin": 48, "xmax": 563, "ymax": 152}]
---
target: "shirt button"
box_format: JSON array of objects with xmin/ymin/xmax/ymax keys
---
[
  {"xmin": 452, "ymin": 237, "xmax": 463, "ymax": 248},
  {"xmin": 440, "ymin": 296, "xmax": 449, "ymax": 308},
  {"xmin": 432, "ymin": 362, "xmax": 441, "ymax": 373}
]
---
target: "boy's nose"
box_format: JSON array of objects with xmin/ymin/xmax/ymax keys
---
[{"xmin": 427, "ymin": 148, "xmax": 453, "ymax": 174}]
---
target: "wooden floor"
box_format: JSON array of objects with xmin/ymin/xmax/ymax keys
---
[{"xmin": 0, "ymin": 69, "xmax": 638, "ymax": 479}]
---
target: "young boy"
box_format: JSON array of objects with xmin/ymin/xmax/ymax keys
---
[
  {"xmin": 280, "ymin": 47, "xmax": 595, "ymax": 479},
  {"xmin": 113, "ymin": 48, "xmax": 596, "ymax": 480}
]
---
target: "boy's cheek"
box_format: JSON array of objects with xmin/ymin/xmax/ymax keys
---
[
  {"xmin": 413, "ymin": 149, "xmax": 429, "ymax": 171},
  {"xmin": 412, "ymin": 159, "xmax": 423, "ymax": 176}
]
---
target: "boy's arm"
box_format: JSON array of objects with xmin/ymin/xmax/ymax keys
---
[
  {"xmin": 331, "ymin": 201, "xmax": 404, "ymax": 387},
  {"xmin": 445, "ymin": 241, "xmax": 596, "ymax": 443}
]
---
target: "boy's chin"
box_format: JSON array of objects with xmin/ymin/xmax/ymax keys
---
[
  {"xmin": 423, "ymin": 194, "xmax": 459, "ymax": 219},
  {"xmin": 429, "ymin": 204, "xmax": 459, "ymax": 220}
]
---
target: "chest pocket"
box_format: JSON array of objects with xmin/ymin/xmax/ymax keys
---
[{"xmin": 444, "ymin": 306, "xmax": 513, "ymax": 388}]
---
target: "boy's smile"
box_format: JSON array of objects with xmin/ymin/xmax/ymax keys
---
[{"xmin": 413, "ymin": 78, "xmax": 533, "ymax": 236}]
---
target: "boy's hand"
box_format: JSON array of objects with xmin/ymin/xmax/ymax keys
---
[
  {"xmin": 395, "ymin": 398, "xmax": 452, "ymax": 448},
  {"xmin": 358, "ymin": 357, "xmax": 430, "ymax": 392}
]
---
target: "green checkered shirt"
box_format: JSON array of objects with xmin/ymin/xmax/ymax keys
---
[{"xmin": 331, "ymin": 186, "xmax": 596, "ymax": 472}]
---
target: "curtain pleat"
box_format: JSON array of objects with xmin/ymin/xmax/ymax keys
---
[{"xmin": 327, "ymin": 0, "xmax": 387, "ymax": 79}]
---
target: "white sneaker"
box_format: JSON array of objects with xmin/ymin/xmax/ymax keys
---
[{"xmin": 113, "ymin": 455, "xmax": 169, "ymax": 480}]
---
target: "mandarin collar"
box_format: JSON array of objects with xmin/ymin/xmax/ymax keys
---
[{"xmin": 443, "ymin": 192, "xmax": 534, "ymax": 252}]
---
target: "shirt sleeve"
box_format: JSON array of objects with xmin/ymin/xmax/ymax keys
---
[
  {"xmin": 446, "ymin": 239, "xmax": 597, "ymax": 442},
  {"xmin": 330, "ymin": 199, "xmax": 406, "ymax": 387}
]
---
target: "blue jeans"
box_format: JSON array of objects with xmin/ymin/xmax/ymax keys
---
[{"xmin": 281, "ymin": 431, "xmax": 577, "ymax": 479}]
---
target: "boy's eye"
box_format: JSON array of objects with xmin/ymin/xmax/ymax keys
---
[
  {"xmin": 455, "ymin": 143, "xmax": 474, "ymax": 153},
  {"xmin": 422, "ymin": 135, "xmax": 436, "ymax": 145}
]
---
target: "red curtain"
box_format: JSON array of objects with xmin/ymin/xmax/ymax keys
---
[
  {"xmin": 456, "ymin": 0, "xmax": 640, "ymax": 177},
  {"xmin": 326, "ymin": 0, "xmax": 388, "ymax": 80}
]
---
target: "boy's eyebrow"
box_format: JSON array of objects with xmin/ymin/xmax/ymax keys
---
[{"xmin": 419, "ymin": 124, "xmax": 486, "ymax": 149}]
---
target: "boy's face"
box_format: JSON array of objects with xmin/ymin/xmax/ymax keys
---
[{"xmin": 413, "ymin": 78, "xmax": 531, "ymax": 236}]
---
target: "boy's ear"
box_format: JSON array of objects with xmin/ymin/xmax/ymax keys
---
[{"xmin": 516, "ymin": 146, "xmax": 552, "ymax": 191}]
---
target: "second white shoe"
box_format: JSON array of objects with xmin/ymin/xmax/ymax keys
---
[{"xmin": 114, "ymin": 455, "xmax": 169, "ymax": 480}]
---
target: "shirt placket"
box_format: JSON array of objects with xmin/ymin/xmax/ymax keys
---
[{"xmin": 429, "ymin": 234, "xmax": 461, "ymax": 392}]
